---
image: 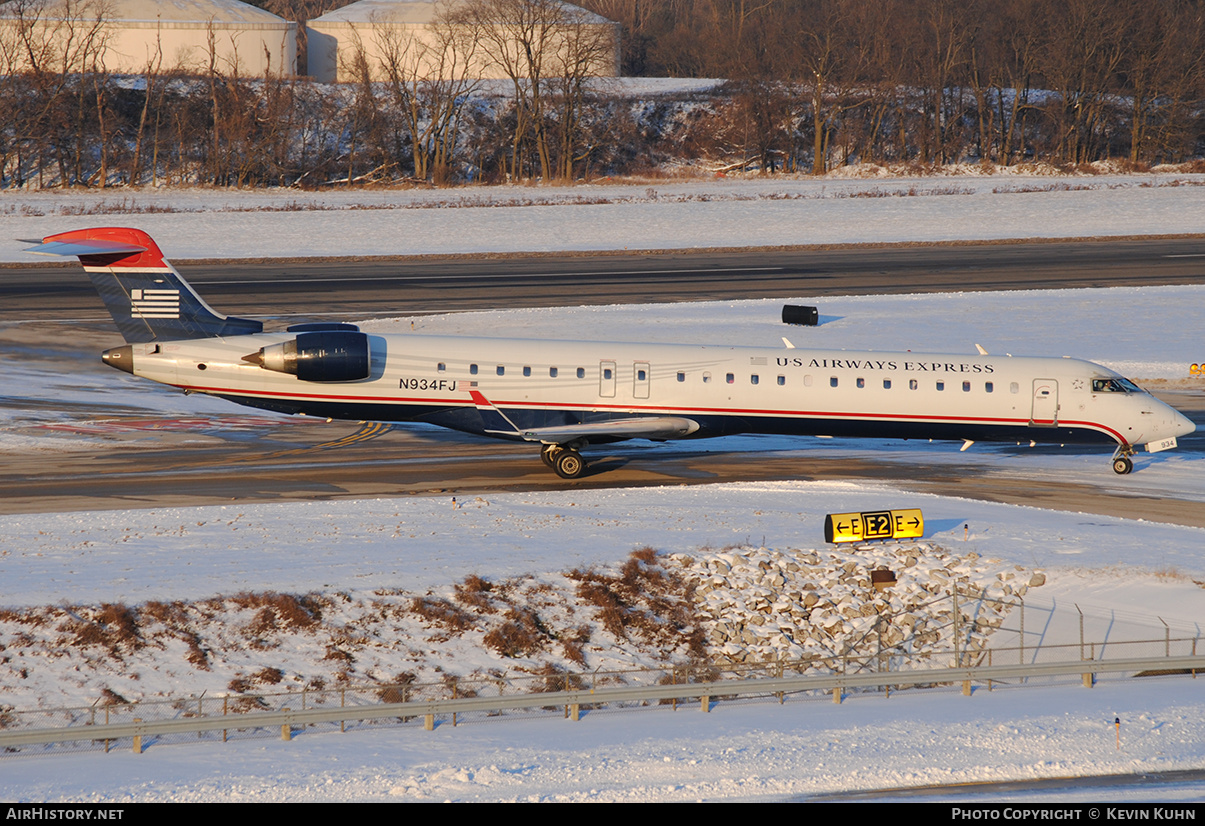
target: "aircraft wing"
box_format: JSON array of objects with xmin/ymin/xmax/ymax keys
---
[
  {"xmin": 486, "ymin": 416, "xmax": 700, "ymax": 443},
  {"xmin": 468, "ymin": 389, "xmax": 698, "ymax": 443}
]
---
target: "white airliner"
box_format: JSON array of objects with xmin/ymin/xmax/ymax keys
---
[{"xmin": 26, "ymin": 227, "xmax": 1195, "ymax": 478}]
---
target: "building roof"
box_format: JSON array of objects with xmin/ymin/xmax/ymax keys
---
[
  {"xmin": 310, "ymin": 0, "xmax": 612, "ymax": 26},
  {"xmin": 0, "ymin": 0, "xmax": 291, "ymax": 26}
]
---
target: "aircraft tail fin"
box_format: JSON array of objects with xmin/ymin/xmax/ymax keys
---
[{"xmin": 24, "ymin": 227, "xmax": 263, "ymax": 343}]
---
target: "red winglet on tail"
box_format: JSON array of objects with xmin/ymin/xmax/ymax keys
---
[{"xmin": 38, "ymin": 227, "xmax": 169, "ymax": 269}]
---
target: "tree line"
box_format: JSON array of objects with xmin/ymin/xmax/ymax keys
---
[{"xmin": 1, "ymin": 0, "xmax": 1203, "ymax": 189}]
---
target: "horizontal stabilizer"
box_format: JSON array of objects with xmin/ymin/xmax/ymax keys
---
[{"xmin": 24, "ymin": 239, "xmax": 148, "ymax": 258}]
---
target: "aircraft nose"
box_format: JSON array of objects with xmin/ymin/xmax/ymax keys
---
[{"xmin": 1173, "ymin": 408, "xmax": 1196, "ymax": 438}]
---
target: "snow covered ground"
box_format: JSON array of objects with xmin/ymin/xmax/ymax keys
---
[
  {"xmin": 2, "ymin": 169, "xmax": 1204, "ymax": 261},
  {"xmin": 2, "ymin": 176, "xmax": 1205, "ymax": 801}
]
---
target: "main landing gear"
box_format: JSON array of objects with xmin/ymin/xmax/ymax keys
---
[
  {"xmin": 1112, "ymin": 445, "xmax": 1135, "ymax": 475},
  {"xmin": 541, "ymin": 442, "xmax": 587, "ymax": 479}
]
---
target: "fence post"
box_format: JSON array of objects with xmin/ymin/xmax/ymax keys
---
[
  {"xmin": 281, "ymin": 708, "xmax": 292, "ymax": 741},
  {"xmin": 1019, "ymin": 597, "xmax": 1025, "ymax": 667},
  {"xmin": 953, "ymin": 588, "xmax": 960, "ymax": 668},
  {"xmin": 1076, "ymin": 604, "xmax": 1084, "ymax": 660},
  {"xmin": 132, "ymin": 718, "xmax": 143, "ymax": 754}
]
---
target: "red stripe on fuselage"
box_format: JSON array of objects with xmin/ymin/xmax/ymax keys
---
[{"xmin": 178, "ymin": 383, "xmax": 1128, "ymax": 444}]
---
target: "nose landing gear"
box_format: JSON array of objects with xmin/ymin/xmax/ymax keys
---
[{"xmin": 1111, "ymin": 445, "xmax": 1135, "ymax": 475}]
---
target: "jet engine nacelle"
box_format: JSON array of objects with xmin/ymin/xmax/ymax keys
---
[{"xmin": 243, "ymin": 330, "xmax": 370, "ymax": 382}]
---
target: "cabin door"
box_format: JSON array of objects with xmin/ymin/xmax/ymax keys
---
[
  {"xmin": 1030, "ymin": 379, "xmax": 1059, "ymax": 426},
  {"xmin": 633, "ymin": 362, "xmax": 651, "ymax": 399},
  {"xmin": 599, "ymin": 360, "xmax": 616, "ymax": 398}
]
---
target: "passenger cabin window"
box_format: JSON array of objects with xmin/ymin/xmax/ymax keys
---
[
  {"xmin": 985, "ymin": 382, "xmax": 993, "ymax": 393},
  {"xmin": 469, "ymin": 364, "xmax": 478, "ymax": 375},
  {"xmin": 909, "ymin": 379, "xmax": 918, "ymax": 390},
  {"xmin": 577, "ymin": 368, "xmax": 585, "ymax": 379},
  {"xmin": 1010, "ymin": 382, "xmax": 1019, "ymax": 394},
  {"xmin": 936, "ymin": 381, "xmax": 945, "ymax": 391},
  {"xmin": 962, "ymin": 381, "xmax": 971, "ymax": 392},
  {"xmin": 496, "ymin": 365, "xmax": 505, "ymax": 376},
  {"xmin": 830, "ymin": 377, "xmax": 839, "ymax": 388},
  {"xmin": 856, "ymin": 378, "xmax": 865, "ymax": 389},
  {"xmin": 523, "ymin": 366, "xmax": 531, "ymax": 377},
  {"xmin": 677, "ymin": 372, "xmax": 686, "ymax": 382},
  {"xmin": 777, "ymin": 376, "xmax": 786, "ymax": 386},
  {"xmin": 437, "ymin": 362, "xmax": 446, "ymax": 373},
  {"xmin": 803, "ymin": 375, "xmax": 813, "ymax": 387},
  {"xmin": 750, "ymin": 375, "xmax": 759, "ymax": 385},
  {"xmin": 883, "ymin": 379, "xmax": 892, "ymax": 389},
  {"xmin": 703, "ymin": 372, "xmax": 712, "ymax": 383},
  {"xmin": 550, "ymin": 367, "xmax": 558, "ymax": 378},
  {"xmin": 726, "ymin": 373, "xmax": 734, "ymax": 384}
]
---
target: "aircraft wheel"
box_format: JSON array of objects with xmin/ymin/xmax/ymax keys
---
[
  {"xmin": 553, "ymin": 449, "xmax": 586, "ymax": 479},
  {"xmin": 540, "ymin": 445, "xmax": 559, "ymax": 469},
  {"xmin": 1112, "ymin": 455, "xmax": 1134, "ymax": 475}
]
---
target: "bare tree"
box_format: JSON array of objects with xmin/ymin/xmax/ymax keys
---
[
  {"xmin": 454, "ymin": 0, "xmax": 617, "ymax": 180},
  {"xmin": 374, "ymin": 3, "xmax": 484, "ymax": 183}
]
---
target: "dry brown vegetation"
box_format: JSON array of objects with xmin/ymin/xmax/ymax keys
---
[
  {"xmin": 569, "ymin": 548, "xmax": 706, "ymax": 656},
  {"xmin": 2, "ymin": 0, "xmax": 1202, "ymax": 189},
  {"xmin": 0, "ymin": 554, "xmax": 710, "ymax": 707}
]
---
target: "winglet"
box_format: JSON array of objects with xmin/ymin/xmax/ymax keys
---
[{"xmin": 468, "ymin": 389, "xmax": 522, "ymax": 435}]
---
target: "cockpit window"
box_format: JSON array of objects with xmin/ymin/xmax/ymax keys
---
[{"xmin": 1093, "ymin": 377, "xmax": 1144, "ymax": 394}]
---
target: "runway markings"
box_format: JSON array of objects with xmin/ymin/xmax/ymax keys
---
[
  {"xmin": 38, "ymin": 415, "xmax": 281, "ymax": 434},
  {"xmin": 192, "ymin": 266, "xmax": 785, "ymax": 286},
  {"xmin": 266, "ymin": 421, "xmax": 396, "ymax": 457}
]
